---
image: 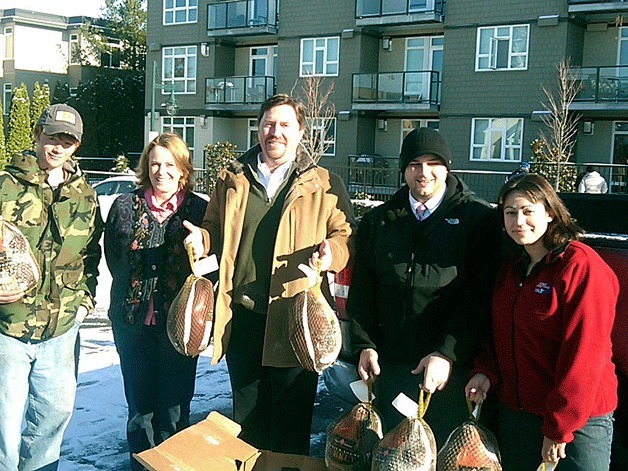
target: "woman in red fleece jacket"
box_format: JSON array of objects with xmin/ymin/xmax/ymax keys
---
[{"xmin": 466, "ymin": 174, "xmax": 619, "ymax": 471}]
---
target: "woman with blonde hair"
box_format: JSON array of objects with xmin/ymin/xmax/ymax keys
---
[{"xmin": 104, "ymin": 133, "xmax": 208, "ymax": 469}]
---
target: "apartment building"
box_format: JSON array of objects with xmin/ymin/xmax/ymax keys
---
[
  {"xmin": 145, "ymin": 0, "xmax": 628, "ymax": 195},
  {"xmin": 0, "ymin": 8, "xmax": 125, "ymax": 115}
]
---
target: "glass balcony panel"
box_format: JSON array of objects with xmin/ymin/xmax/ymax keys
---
[
  {"xmin": 382, "ymin": 0, "xmax": 406, "ymax": 15},
  {"xmin": 227, "ymin": 2, "xmax": 247, "ymax": 28},
  {"xmin": 353, "ymin": 74, "xmax": 377, "ymax": 101},
  {"xmin": 208, "ymin": 4, "xmax": 226, "ymax": 29},
  {"xmin": 378, "ymin": 73, "xmax": 403, "ymax": 101},
  {"xmin": 409, "ymin": 0, "xmax": 428, "ymax": 12},
  {"xmin": 404, "ymin": 72, "xmax": 424, "ymax": 102},
  {"xmin": 357, "ymin": 0, "xmax": 381, "ymax": 16}
]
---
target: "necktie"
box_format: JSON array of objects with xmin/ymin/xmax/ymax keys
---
[{"xmin": 416, "ymin": 204, "xmax": 427, "ymax": 221}]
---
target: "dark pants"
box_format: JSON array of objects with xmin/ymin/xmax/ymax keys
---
[
  {"xmin": 112, "ymin": 320, "xmax": 198, "ymax": 470},
  {"xmin": 498, "ymin": 403, "xmax": 613, "ymax": 471},
  {"xmin": 226, "ymin": 305, "xmax": 319, "ymax": 455},
  {"xmin": 373, "ymin": 359, "xmax": 470, "ymax": 449}
]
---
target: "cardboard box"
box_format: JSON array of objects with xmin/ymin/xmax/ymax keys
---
[{"xmin": 134, "ymin": 411, "xmax": 327, "ymax": 471}]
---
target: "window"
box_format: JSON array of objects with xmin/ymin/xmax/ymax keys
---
[
  {"xmin": 401, "ymin": 119, "xmax": 439, "ymax": 141},
  {"xmin": 101, "ymin": 38, "xmax": 122, "ymax": 68},
  {"xmin": 163, "ymin": 46, "xmax": 197, "ymax": 93},
  {"xmin": 164, "ymin": 0, "xmax": 198, "ymax": 24},
  {"xmin": 471, "ymin": 118, "xmax": 524, "ymax": 161},
  {"xmin": 476, "ymin": 25, "xmax": 529, "ymax": 71},
  {"xmin": 3, "ymin": 83, "xmax": 12, "ymax": 115},
  {"xmin": 69, "ymin": 34, "xmax": 80, "ymax": 65},
  {"xmin": 248, "ymin": 118, "xmax": 259, "ymax": 149},
  {"xmin": 4, "ymin": 27, "xmax": 13, "ymax": 59},
  {"xmin": 162, "ymin": 116, "xmax": 195, "ymax": 157},
  {"xmin": 300, "ymin": 37, "xmax": 339, "ymax": 77},
  {"xmin": 308, "ymin": 117, "xmax": 336, "ymax": 156}
]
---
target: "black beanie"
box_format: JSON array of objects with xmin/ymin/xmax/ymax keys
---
[{"xmin": 399, "ymin": 127, "xmax": 452, "ymax": 172}]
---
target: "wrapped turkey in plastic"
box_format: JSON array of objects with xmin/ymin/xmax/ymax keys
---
[
  {"xmin": 437, "ymin": 401, "xmax": 502, "ymax": 471},
  {"xmin": 167, "ymin": 243, "xmax": 214, "ymax": 357},
  {"xmin": 289, "ymin": 260, "xmax": 342, "ymax": 373},
  {"xmin": 0, "ymin": 217, "xmax": 40, "ymax": 294},
  {"xmin": 371, "ymin": 389, "xmax": 436, "ymax": 471},
  {"xmin": 325, "ymin": 378, "xmax": 383, "ymax": 470}
]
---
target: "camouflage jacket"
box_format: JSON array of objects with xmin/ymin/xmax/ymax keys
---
[{"xmin": 0, "ymin": 152, "xmax": 102, "ymax": 341}]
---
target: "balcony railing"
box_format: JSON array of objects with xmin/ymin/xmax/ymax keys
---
[
  {"xmin": 207, "ymin": 0, "xmax": 277, "ymax": 34},
  {"xmin": 352, "ymin": 71, "xmax": 441, "ymax": 105},
  {"xmin": 572, "ymin": 65, "xmax": 628, "ymax": 103},
  {"xmin": 205, "ymin": 75, "xmax": 275, "ymax": 105},
  {"xmin": 356, "ymin": 0, "xmax": 445, "ymax": 18},
  {"xmin": 568, "ymin": 0, "xmax": 628, "ymax": 15},
  {"xmin": 569, "ymin": 0, "xmax": 628, "ymax": 4}
]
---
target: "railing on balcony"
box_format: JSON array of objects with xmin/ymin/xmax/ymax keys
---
[
  {"xmin": 569, "ymin": 0, "xmax": 628, "ymax": 4},
  {"xmin": 205, "ymin": 76, "xmax": 274, "ymax": 105},
  {"xmin": 572, "ymin": 65, "xmax": 628, "ymax": 103},
  {"xmin": 207, "ymin": 0, "xmax": 277, "ymax": 32},
  {"xmin": 356, "ymin": 0, "xmax": 445, "ymax": 18},
  {"xmin": 352, "ymin": 71, "xmax": 441, "ymax": 105}
]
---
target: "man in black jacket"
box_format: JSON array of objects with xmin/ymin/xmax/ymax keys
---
[{"xmin": 348, "ymin": 127, "xmax": 500, "ymax": 445}]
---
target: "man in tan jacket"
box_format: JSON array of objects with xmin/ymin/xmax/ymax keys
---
[{"xmin": 185, "ymin": 94, "xmax": 355, "ymax": 455}]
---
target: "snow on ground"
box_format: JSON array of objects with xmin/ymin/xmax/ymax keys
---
[{"xmin": 58, "ymin": 249, "xmax": 348, "ymax": 469}]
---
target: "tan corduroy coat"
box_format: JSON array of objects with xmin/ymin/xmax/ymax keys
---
[{"xmin": 200, "ymin": 145, "xmax": 356, "ymax": 367}]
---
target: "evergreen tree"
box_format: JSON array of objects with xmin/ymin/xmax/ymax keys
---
[
  {"xmin": 51, "ymin": 80, "xmax": 71, "ymax": 104},
  {"xmin": 102, "ymin": 0, "xmax": 147, "ymax": 73},
  {"xmin": 30, "ymin": 81, "xmax": 51, "ymax": 130},
  {"xmin": 71, "ymin": 74, "xmax": 144, "ymax": 157},
  {"xmin": 6, "ymin": 84, "xmax": 32, "ymax": 157}
]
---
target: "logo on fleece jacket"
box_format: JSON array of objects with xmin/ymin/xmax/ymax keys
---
[{"xmin": 534, "ymin": 282, "xmax": 552, "ymax": 295}]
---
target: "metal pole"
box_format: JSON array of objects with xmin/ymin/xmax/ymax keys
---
[{"xmin": 151, "ymin": 60, "xmax": 156, "ymax": 132}]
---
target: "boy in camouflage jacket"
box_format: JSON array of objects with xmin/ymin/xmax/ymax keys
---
[{"xmin": 0, "ymin": 104, "xmax": 102, "ymax": 471}]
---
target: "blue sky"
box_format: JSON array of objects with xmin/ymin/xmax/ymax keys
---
[{"xmin": 0, "ymin": 0, "xmax": 107, "ymax": 18}]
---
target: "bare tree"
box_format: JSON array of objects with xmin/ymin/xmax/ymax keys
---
[
  {"xmin": 291, "ymin": 74, "xmax": 336, "ymax": 163},
  {"xmin": 531, "ymin": 58, "xmax": 582, "ymax": 191}
]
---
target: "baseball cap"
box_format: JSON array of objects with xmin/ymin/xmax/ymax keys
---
[{"xmin": 37, "ymin": 104, "xmax": 83, "ymax": 142}]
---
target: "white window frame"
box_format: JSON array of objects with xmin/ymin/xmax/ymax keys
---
[
  {"xmin": 476, "ymin": 24, "xmax": 529, "ymax": 71},
  {"xmin": 308, "ymin": 117, "xmax": 336, "ymax": 157},
  {"xmin": 3, "ymin": 83, "xmax": 12, "ymax": 115},
  {"xmin": 247, "ymin": 118, "xmax": 259, "ymax": 149},
  {"xmin": 163, "ymin": 0, "xmax": 198, "ymax": 25},
  {"xmin": 162, "ymin": 116, "xmax": 195, "ymax": 157},
  {"xmin": 163, "ymin": 46, "xmax": 197, "ymax": 94},
  {"xmin": 470, "ymin": 118, "xmax": 524, "ymax": 162},
  {"xmin": 300, "ymin": 37, "xmax": 340, "ymax": 77},
  {"xmin": 400, "ymin": 119, "xmax": 439, "ymax": 148},
  {"xmin": 4, "ymin": 27, "xmax": 13, "ymax": 59},
  {"xmin": 69, "ymin": 33, "xmax": 80, "ymax": 65}
]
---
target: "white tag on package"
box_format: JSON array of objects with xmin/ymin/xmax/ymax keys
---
[
  {"xmin": 349, "ymin": 380, "xmax": 375, "ymax": 403},
  {"xmin": 392, "ymin": 392, "xmax": 418, "ymax": 418},
  {"xmin": 193, "ymin": 254, "xmax": 218, "ymax": 277}
]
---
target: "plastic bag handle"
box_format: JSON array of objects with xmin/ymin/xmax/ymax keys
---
[
  {"xmin": 418, "ymin": 388, "xmax": 431, "ymax": 419},
  {"xmin": 186, "ymin": 242, "xmax": 196, "ymax": 273},
  {"xmin": 466, "ymin": 398, "xmax": 482, "ymax": 421}
]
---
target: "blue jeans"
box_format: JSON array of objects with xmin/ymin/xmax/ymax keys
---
[
  {"xmin": 498, "ymin": 402, "xmax": 614, "ymax": 471},
  {"xmin": 0, "ymin": 322, "xmax": 80, "ymax": 471}
]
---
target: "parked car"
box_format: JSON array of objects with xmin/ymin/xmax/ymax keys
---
[
  {"xmin": 92, "ymin": 174, "xmax": 137, "ymax": 197},
  {"xmin": 92, "ymin": 175, "xmax": 137, "ymax": 220}
]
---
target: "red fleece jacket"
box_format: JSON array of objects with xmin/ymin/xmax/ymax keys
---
[{"xmin": 474, "ymin": 240, "xmax": 618, "ymax": 443}]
